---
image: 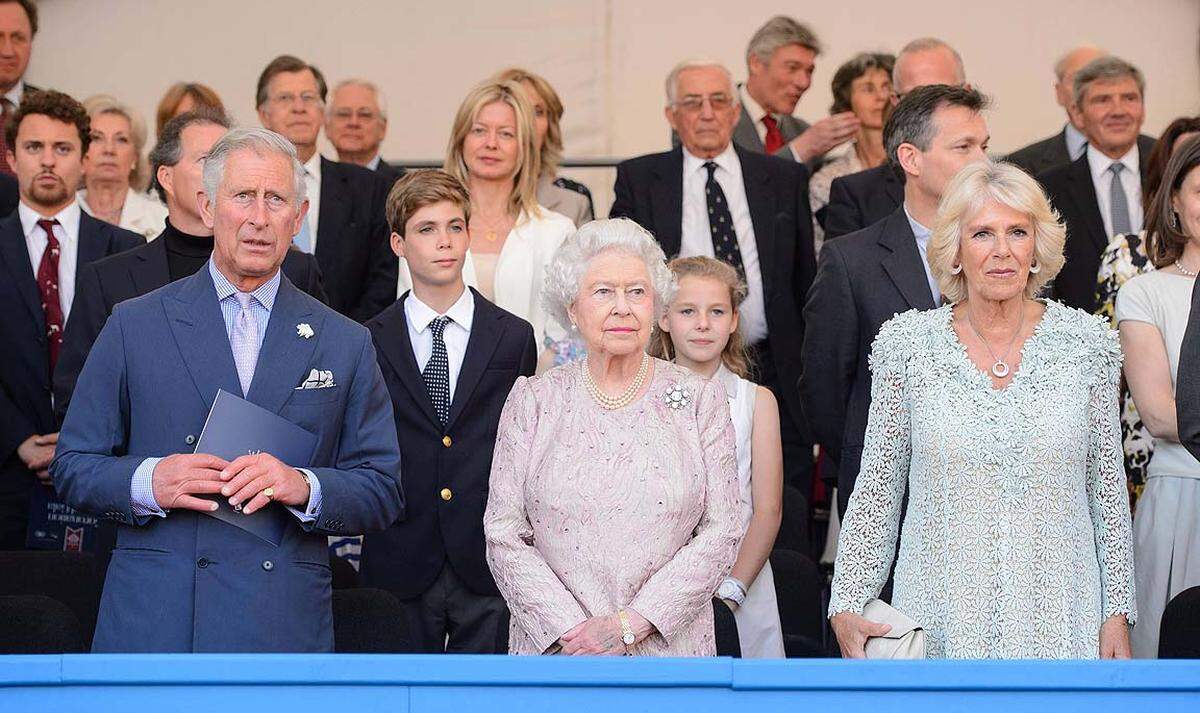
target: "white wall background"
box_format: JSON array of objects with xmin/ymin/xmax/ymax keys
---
[{"xmin": 29, "ymin": 0, "xmax": 1200, "ymax": 214}]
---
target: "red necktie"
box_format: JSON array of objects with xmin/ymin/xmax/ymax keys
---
[
  {"xmin": 36, "ymin": 219, "xmax": 64, "ymax": 374},
  {"xmin": 762, "ymin": 115, "xmax": 784, "ymax": 155},
  {"xmin": 0, "ymin": 99, "xmax": 13, "ymax": 176}
]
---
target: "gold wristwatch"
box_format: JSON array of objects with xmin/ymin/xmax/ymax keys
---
[{"xmin": 618, "ymin": 609, "xmax": 636, "ymax": 646}]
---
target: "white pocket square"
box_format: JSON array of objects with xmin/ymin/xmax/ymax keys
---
[{"xmin": 296, "ymin": 368, "xmax": 335, "ymax": 390}]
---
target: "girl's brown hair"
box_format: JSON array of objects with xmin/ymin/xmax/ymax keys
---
[{"xmin": 649, "ymin": 256, "xmax": 751, "ymax": 377}]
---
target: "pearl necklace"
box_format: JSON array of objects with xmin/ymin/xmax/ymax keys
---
[
  {"xmin": 1175, "ymin": 259, "xmax": 1198, "ymax": 277},
  {"xmin": 582, "ymin": 354, "xmax": 650, "ymax": 410}
]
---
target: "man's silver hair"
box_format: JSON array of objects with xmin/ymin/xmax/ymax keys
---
[
  {"xmin": 745, "ymin": 15, "xmax": 822, "ymax": 66},
  {"xmin": 328, "ymin": 78, "xmax": 388, "ymax": 121},
  {"xmin": 542, "ymin": 218, "xmax": 676, "ymax": 331},
  {"xmin": 1053, "ymin": 46, "xmax": 1106, "ymax": 81},
  {"xmin": 665, "ymin": 59, "xmax": 735, "ymax": 105},
  {"xmin": 893, "ymin": 37, "xmax": 966, "ymax": 88},
  {"xmin": 1072, "ymin": 56, "xmax": 1145, "ymax": 108},
  {"xmin": 202, "ymin": 127, "xmax": 307, "ymax": 204}
]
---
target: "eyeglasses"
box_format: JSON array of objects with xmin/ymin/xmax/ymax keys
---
[
  {"xmin": 331, "ymin": 108, "xmax": 381, "ymax": 122},
  {"xmin": 674, "ymin": 93, "xmax": 734, "ymax": 113},
  {"xmin": 269, "ymin": 92, "xmax": 323, "ymax": 108}
]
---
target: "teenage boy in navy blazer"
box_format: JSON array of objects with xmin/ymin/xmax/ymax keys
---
[{"xmin": 360, "ymin": 170, "xmax": 536, "ymax": 653}]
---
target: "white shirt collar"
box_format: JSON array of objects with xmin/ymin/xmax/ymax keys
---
[
  {"xmin": 902, "ymin": 203, "xmax": 932, "ymax": 242},
  {"xmin": 303, "ymin": 152, "xmax": 322, "ymax": 181},
  {"xmin": 682, "ymin": 142, "xmax": 741, "ymax": 180},
  {"xmin": 19, "ymin": 200, "xmax": 82, "ymax": 241},
  {"xmin": 3, "ymin": 80, "xmax": 24, "ymax": 108},
  {"xmin": 405, "ymin": 286, "xmax": 475, "ymax": 333},
  {"xmin": 366, "ymin": 154, "xmax": 382, "ymax": 171},
  {"xmin": 1064, "ymin": 123, "xmax": 1088, "ymax": 161},
  {"xmin": 1087, "ymin": 142, "xmax": 1139, "ymax": 183},
  {"xmin": 739, "ymin": 83, "xmax": 772, "ymax": 124}
]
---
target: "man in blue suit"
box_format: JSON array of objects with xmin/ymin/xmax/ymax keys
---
[{"xmin": 51, "ymin": 128, "xmax": 404, "ymax": 652}]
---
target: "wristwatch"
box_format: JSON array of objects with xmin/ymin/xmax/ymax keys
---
[
  {"xmin": 617, "ymin": 609, "xmax": 636, "ymax": 646},
  {"xmin": 716, "ymin": 577, "xmax": 748, "ymax": 606}
]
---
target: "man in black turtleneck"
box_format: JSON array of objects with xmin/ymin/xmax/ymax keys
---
[{"xmin": 54, "ymin": 110, "xmax": 328, "ymax": 423}]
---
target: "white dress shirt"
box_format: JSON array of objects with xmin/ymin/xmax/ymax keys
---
[
  {"xmin": 405, "ymin": 287, "xmax": 475, "ymax": 403},
  {"xmin": 902, "ymin": 203, "xmax": 941, "ymax": 305},
  {"xmin": 4, "ymin": 79, "xmax": 24, "ymax": 109},
  {"xmin": 366, "ymin": 154, "xmax": 383, "ymax": 171},
  {"xmin": 302, "ymin": 152, "xmax": 322, "ymax": 248},
  {"xmin": 680, "ymin": 144, "xmax": 768, "ymax": 344},
  {"xmin": 1087, "ymin": 143, "xmax": 1142, "ymax": 238},
  {"xmin": 1064, "ymin": 123, "xmax": 1088, "ymax": 162},
  {"xmin": 19, "ymin": 200, "xmax": 82, "ymax": 321}
]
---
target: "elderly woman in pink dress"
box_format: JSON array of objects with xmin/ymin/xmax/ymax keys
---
[{"xmin": 484, "ymin": 218, "xmax": 742, "ymax": 656}]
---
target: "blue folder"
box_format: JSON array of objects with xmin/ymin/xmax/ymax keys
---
[{"xmin": 194, "ymin": 389, "xmax": 318, "ymax": 546}]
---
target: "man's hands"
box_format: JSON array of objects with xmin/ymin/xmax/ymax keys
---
[
  {"xmin": 151, "ymin": 453, "xmax": 228, "ymax": 512},
  {"xmin": 788, "ymin": 112, "xmax": 861, "ymax": 162},
  {"xmin": 219, "ymin": 453, "xmax": 311, "ymax": 514},
  {"xmin": 18, "ymin": 432, "xmax": 58, "ymax": 484}
]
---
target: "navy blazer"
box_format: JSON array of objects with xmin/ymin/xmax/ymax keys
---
[
  {"xmin": 53, "ymin": 232, "xmax": 329, "ymax": 424},
  {"xmin": 800, "ymin": 207, "xmax": 937, "ymax": 516},
  {"xmin": 0, "ymin": 210, "xmax": 142, "ymax": 545},
  {"xmin": 823, "ymin": 164, "xmax": 905, "ymax": 240},
  {"xmin": 50, "ymin": 267, "xmax": 403, "ymax": 652},
  {"xmin": 360, "ymin": 290, "xmax": 536, "ymax": 598}
]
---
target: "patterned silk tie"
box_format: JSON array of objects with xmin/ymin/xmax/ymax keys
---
[
  {"xmin": 703, "ymin": 161, "xmax": 744, "ymax": 273},
  {"xmin": 1108, "ymin": 163, "xmax": 1133, "ymax": 236},
  {"xmin": 36, "ymin": 219, "xmax": 64, "ymax": 373},
  {"xmin": 423, "ymin": 316, "xmax": 451, "ymax": 426},
  {"xmin": 231, "ymin": 292, "xmax": 260, "ymax": 395},
  {"xmin": 762, "ymin": 114, "xmax": 784, "ymax": 154}
]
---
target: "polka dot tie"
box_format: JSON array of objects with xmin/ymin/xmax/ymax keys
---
[
  {"xmin": 35, "ymin": 219, "xmax": 64, "ymax": 374},
  {"xmin": 703, "ymin": 161, "xmax": 744, "ymax": 273},
  {"xmin": 423, "ymin": 316, "xmax": 452, "ymax": 426}
]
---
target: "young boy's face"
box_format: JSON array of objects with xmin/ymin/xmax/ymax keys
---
[{"xmin": 393, "ymin": 200, "xmax": 470, "ymax": 289}]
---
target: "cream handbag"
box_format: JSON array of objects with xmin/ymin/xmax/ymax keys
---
[{"xmin": 862, "ymin": 599, "xmax": 926, "ymax": 659}]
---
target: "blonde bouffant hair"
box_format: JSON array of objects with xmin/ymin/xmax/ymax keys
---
[
  {"xmin": 928, "ymin": 160, "xmax": 1066, "ymax": 304},
  {"xmin": 649, "ymin": 256, "xmax": 751, "ymax": 378}
]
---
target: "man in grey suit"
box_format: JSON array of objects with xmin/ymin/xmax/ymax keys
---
[{"xmin": 1006, "ymin": 46, "xmax": 1106, "ymax": 176}]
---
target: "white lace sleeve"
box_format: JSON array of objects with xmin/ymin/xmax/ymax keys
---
[
  {"xmin": 828, "ymin": 315, "xmax": 913, "ymax": 617},
  {"xmin": 1085, "ymin": 324, "xmax": 1137, "ymax": 624}
]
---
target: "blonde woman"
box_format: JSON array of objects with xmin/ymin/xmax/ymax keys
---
[
  {"xmin": 78, "ymin": 95, "xmax": 166, "ymax": 241},
  {"xmin": 829, "ymin": 161, "xmax": 1135, "ymax": 659},
  {"xmin": 495, "ymin": 68, "xmax": 594, "ymax": 227},
  {"xmin": 396, "ymin": 79, "xmax": 573, "ymax": 352}
]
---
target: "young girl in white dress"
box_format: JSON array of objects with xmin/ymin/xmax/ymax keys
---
[{"xmin": 651, "ymin": 256, "xmax": 785, "ymax": 658}]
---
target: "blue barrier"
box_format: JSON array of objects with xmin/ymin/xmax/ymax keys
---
[{"xmin": 2, "ymin": 655, "xmax": 1199, "ymax": 712}]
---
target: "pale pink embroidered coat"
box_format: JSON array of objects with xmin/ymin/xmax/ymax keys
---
[{"xmin": 484, "ymin": 359, "xmax": 742, "ymax": 655}]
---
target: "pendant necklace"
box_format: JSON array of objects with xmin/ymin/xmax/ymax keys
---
[{"xmin": 965, "ymin": 305, "xmax": 1025, "ymax": 379}]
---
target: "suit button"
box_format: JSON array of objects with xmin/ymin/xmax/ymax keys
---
[
  {"xmin": 185, "ymin": 435, "xmax": 196, "ymax": 445},
  {"xmin": 442, "ymin": 436, "xmax": 452, "ymax": 448},
  {"xmin": 262, "ymin": 561, "xmax": 274, "ymax": 571},
  {"xmin": 196, "ymin": 557, "xmax": 210, "ymax": 569},
  {"xmin": 440, "ymin": 488, "xmax": 452, "ymax": 501}
]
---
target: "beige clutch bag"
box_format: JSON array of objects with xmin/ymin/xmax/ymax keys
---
[{"xmin": 862, "ymin": 599, "xmax": 926, "ymax": 659}]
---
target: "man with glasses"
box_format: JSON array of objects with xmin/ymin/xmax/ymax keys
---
[
  {"xmin": 611, "ymin": 59, "xmax": 818, "ymax": 500},
  {"xmin": 256, "ymin": 55, "xmax": 395, "ymax": 322},
  {"xmin": 325, "ymin": 78, "xmax": 404, "ymax": 186}
]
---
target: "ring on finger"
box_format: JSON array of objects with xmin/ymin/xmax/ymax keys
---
[{"xmin": 262, "ymin": 487, "xmax": 275, "ymax": 499}]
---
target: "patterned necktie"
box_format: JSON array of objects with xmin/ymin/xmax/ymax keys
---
[
  {"xmin": 36, "ymin": 219, "xmax": 64, "ymax": 373},
  {"xmin": 423, "ymin": 316, "xmax": 452, "ymax": 426},
  {"xmin": 762, "ymin": 114, "xmax": 784, "ymax": 154},
  {"xmin": 703, "ymin": 161, "xmax": 744, "ymax": 272},
  {"xmin": 231, "ymin": 292, "xmax": 260, "ymax": 395},
  {"xmin": 1108, "ymin": 163, "xmax": 1132, "ymax": 236}
]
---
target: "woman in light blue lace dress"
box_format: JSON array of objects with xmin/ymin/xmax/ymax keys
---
[{"xmin": 829, "ymin": 162, "xmax": 1136, "ymax": 659}]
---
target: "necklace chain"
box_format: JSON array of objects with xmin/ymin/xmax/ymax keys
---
[
  {"xmin": 965, "ymin": 304, "xmax": 1025, "ymax": 379},
  {"xmin": 1175, "ymin": 259, "xmax": 1198, "ymax": 277},
  {"xmin": 582, "ymin": 354, "xmax": 650, "ymax": 410}
]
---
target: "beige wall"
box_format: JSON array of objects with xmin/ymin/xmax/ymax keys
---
[{"xmin": 30, "ymin": 0, "xmax": 1200, "ymax": 215}]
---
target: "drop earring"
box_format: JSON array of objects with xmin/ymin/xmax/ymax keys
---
[
  {"xmin": 1029, "ymin": 260, "xmax": 1041, "ymax": 274},
  {"xmin": 950, "ymin": 263, "xmax": 962, "ymax": 275}
]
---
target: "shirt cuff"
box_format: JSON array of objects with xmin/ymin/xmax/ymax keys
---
[
  {"xmin": 130, "ymin": 457, "xmax": 166, "ymax": 518},
  {"xmin": 285, "ymin": 468, "xmax": 322, "ymax": 523}
]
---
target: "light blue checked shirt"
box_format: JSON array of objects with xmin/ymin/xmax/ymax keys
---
[{"xmin": 129, "ymin": 261, "xmax": 322, "ymax": 523}]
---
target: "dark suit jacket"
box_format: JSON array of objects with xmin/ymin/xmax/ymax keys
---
[
  {"xmin": 0, "ymin": 210, "xmax": 142, "ymax": 543},
  {"xmin": 1180, "ymin": 276, "xmax": 1200, "ymax": 462},
  {"xmin": 799, "ymin": 207, "xmax": 937, "ymax": 516},
  {"xmin": 374, "ymin": 159, "xmax": 406, "ymax": 187},
  {"xmin": 0, "ymin": 173, "xmax": 17, "ymax": 217},
  {"xmin": 360, "ymin": 290, "xmax": 536, "ymax": 599},
  {"xmin": 51, "ymin": 268, "xmax": 403, "ymax": 652},
  {"xmin": 1038, "ymin": 134, "xmax": 1156, "ymax": 312},
  {"xmin": 316, "ymin": 157, "xmax": 397, "ymax": 322},
  {"xmin": 1006, "ymin": 127, "xmax": 1073, "ymax": 177},
  {"xmin": 824, "ymin": 164, "xmax": 905, "ymax": 240},
  {"xmin": 609, "ymin": 144, "xmax": 816, "ymax": 422},
  {"xmin": 54, "ymin": 232, "xmax": 329, "ymax": 424}
]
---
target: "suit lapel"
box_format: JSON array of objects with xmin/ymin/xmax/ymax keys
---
[
  {"xmin": 163, "ymin": 268, "xmax": 242, "ymax": 411},
  {"xmin": 445, "ymin": 290, "xmax": 502, "ymax": 431},
  {"xmin": 0, "ymin": 213, "xmax": 43, "ymax": 332},
  {"xmin": 74, "ymin": 214, "xmax": 108, "ymax": 291},
  {"xmin": 245, "ymin": 277, "xmax": 322, "ymax": 414},
  {"xmin": 375, "ymin": 292, "xmax": 442, "ymax": 427},
  {"xmin": 650, "ymin": 148, "xmax": 683, "ymax": 257},
  {"xmin": 738, "ymin": 147, "xmax": 776, "ymax": 298},
  {"xmin": 131, "ymin": 235, "xmax": 170, "ymax": 295},
  {"xmin": 1066, "ymin": 156, "xmax": 1108, "ymax": 253},
  {"xmin": 733, "ymin": 100, "xmax": 766, "ymax": 152},
  {"xmin": 314, "ymin": 158, "xmax": 348, "ymax": 277},
  {"xmin": 878, "ymin": 210, "xmax": 936, "ymax": 310}
]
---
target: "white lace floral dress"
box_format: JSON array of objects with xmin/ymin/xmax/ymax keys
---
[{"xmin": 828, "ymin": 301, "xmax": 1136, "ymax": 658}]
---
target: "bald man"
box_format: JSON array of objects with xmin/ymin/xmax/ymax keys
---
[{"xmin": 1006, "ymin": 46, "xmax": 1106, "ymax": 176}]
